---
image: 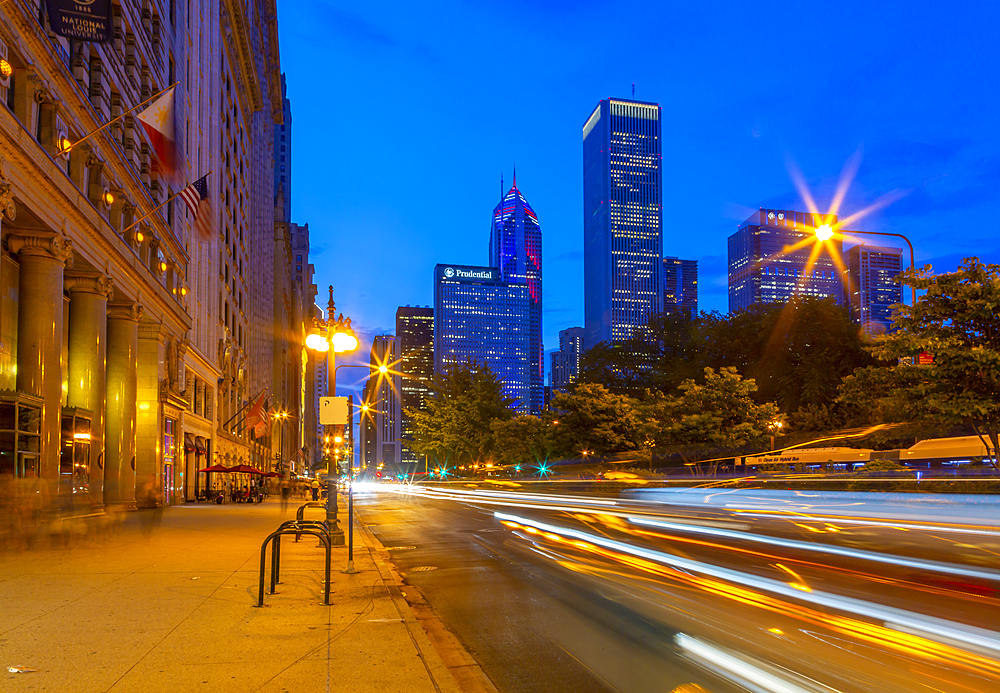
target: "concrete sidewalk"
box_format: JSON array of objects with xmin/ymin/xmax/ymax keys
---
[{"xmin": 0, "ymin": 498, "xmax": 493, "ymax": 692}]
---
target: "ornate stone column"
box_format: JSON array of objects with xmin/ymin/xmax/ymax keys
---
[
  {"xmin": 66, "ymin": 273, "xmax": 114, "ymax": 506},
  {"xmin": 136, "ymin": 320, "xmax": 165, "ymax": 508},
  {"xmin": 106, "ymin": 302, "xmax": 141, "ymax": 508},
  {"xmin": 9, "ymin": 234, "xmax": 74, "ymax": 483}
]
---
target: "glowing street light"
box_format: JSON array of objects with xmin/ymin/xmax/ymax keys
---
[
  {"xmin": 814, "ymin": 224, "xmax": 834, "ymax": 241},
  {"xmin": 303, "ymin": 286, "xmax": 361, "ymax": 540}
]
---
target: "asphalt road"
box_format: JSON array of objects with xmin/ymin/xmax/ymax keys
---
[
  {"xmin": 352, "ymin": 489, "xmax": 726, "ymax": 693},
  {"xmin": 352, "ymin": 483, "xmax": 1000, "ymax": 693}
]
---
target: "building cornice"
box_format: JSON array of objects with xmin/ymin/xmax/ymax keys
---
[{"xmin": 221, "ymin": 0, "xmax": 263, "ymax": 113}]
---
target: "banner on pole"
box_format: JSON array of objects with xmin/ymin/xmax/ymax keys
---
[
  {"xmin": 319, "ymin": 396, "xmax": 348, "ymax": 425},
  {"xmin": 46, "ymin": 0, "xmax": 114, "ymax": 43}
]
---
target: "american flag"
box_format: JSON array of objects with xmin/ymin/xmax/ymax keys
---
[{"xmin": 179, "ymin": 174, "xmax": 211, "ymax": 239}]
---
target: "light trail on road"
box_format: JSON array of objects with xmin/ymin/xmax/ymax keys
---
[{"xmin": 361, "ymin": 481, "xmax": 1000, "ymax": 692}]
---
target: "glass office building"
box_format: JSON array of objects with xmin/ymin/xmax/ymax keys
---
[
  {"xmin": 434, "ymin": 264, "xmax": 531, "ymax": 414},
  {"xmin": 583, "ymin": 98, "xmax": 663, "ymax": 349},
  {"xmin": 395, "ymin": 306, "xmax": 434, "ymax": 465},
  {"xmin": 663, "ymin": 257, "xmax": 698, "ymax": 317},
  {"xmin": 489, "ymin": 175, "xmax": 543, "ymax": 415},
  {"xmin": 846, "ymin": 245, "xmax": 903, "ymax": 336},
  {"xmin": 550, "ymin": 326, "xmax": 585, "ymax": 393},
  {"xmin": 728, "ymin": 209, "xmax": 844, "ymax": 313}
]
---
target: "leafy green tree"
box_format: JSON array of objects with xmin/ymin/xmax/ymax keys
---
[
  {"xmin": 579, "ymin": 312, "xmax": 698, "ymax": 397},
  {"xmin": 408, "ymin": 361, "xmax": 516, "ymax": 468},
  {"xmin": 640, "ymin": 367, "xmax": 780, "ymax": 450},
  {"xmin": 694, "ymin": 297, "xmax": 872, "ymax": 413},
  {"xmin": 491, "ymin": 415, "xmax": 554, "ymax": 468},
  {"xmin": 840, "ymin": 258, "xmax": 1000, "ymax": 467},
  {"xmin": 548, "ymin": 383, "xmax": 639, "ymax": 457}
]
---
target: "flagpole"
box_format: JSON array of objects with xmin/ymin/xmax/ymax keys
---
[
  {"xmin": 120, "ymin": 189, "xmax": 182, "ymax": 235},
  {"xmin": 119, "ymin": 171, "xmax": 212, "ymax": 236},
  {"xmin": 59, "ymin": 81, "xmax": 180, "ymax": 156}
]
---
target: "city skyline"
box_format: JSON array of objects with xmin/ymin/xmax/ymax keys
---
[{"xmin": 279, "ymin": 1, "xmax": 999, "ymax": 377}]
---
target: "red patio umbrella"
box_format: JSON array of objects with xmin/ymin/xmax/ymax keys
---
[
  {"xmin": 264, "ymin": 471, "xmax": 284, "ymax": 478},
  {"xmin": 198, "ymin": 464, "xmax": 231, "ymax": 472},
  {"xmin": 227, "ymin": 464, "xmax": 265, "ymax": 474}
]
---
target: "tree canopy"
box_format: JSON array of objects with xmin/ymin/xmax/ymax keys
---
[
  {"xmin": 840, "ymin": 258, "xmax": 1000, "ymax": 466},
  {"xmin": 547, "ymin": 383, "xmax": 639, "ymax": 457},
  {"xmin": 639, "ymin": 367, "xmax": 780, "ymax": 450},
  {"xmin": 407, "ymin": 361, "xmax": 516, "ymax": 467}
]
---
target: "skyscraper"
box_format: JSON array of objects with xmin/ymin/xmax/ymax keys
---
[
  {"xmin": 433, "ymin": 264, "xmax": 531, "ymax": 413},
  {"xmin": 662, "ymin": 257, "xmax": 698, "ymax": 317},
  {"xmin": 550, "ymin": 327, "xmax": 585, "ymax": 393},
  {"xmin": 846, "ymin": 244, "xmax": 904, "ymax": 336},
  {"xmin": 490, "ymin": 173, "xmax": 543, "ymax": 414},
  {"xmin": 396, "ymin": 306, "xmax": 434, "ymax": 466},
  {"xmin": 728, "ymin": 209, "xmax": 844, "ymax": 313},
  {"xmin": 365, "ymin": 336, "xmax": 401, "ymax": 476},
  {"xmin": 583, "ymin": 98, "xmax": 663, "ymax": 349},
  {"xmin": 274, "ymin": 73, "xmax": 292, "ymax": 223}
]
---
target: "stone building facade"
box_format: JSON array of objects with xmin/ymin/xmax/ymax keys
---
[{"xmin": 0, "ymin": 0, "xmax": 310, "ymax": 515}]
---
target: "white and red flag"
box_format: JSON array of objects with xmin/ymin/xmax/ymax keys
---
[
  {"xmin": 136, "ymin": 85, "xmax": 178, "ymax": 176},
  {"xmin": 178, "ymin": 174, "xmax": 212, "ymax": 239},
  {"xmin": 245, "ymin": 390, "xmax": 270, "ymax": 438}
]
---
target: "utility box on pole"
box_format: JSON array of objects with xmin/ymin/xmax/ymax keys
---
[{"xmin": 319, "ymin": 396, "xmax": 348, "ymax": 425}]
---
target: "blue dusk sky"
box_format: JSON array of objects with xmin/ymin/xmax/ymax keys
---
[{"xmin": 277, "ymin": 0, "xmax": 999, "ymax": 394}]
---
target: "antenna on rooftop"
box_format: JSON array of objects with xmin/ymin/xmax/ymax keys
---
[{"xmin": 632, "ymin": 82, "xmax": 635, "ymax": 99}]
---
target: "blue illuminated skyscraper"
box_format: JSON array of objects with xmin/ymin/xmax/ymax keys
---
[
  {"xmin": 728, "ymin": 209, "xmax": 844, "ymax": 312},
  {"xmin": 433, "ymin": 264, "xmax": 531, "ymax": 413},
  {"xmin": 583, "ymin": 98, "xmax": 663, "ymax": 349},
  {"xmin": 490, "ymin": 172, "xmax": 542, "ymax": 415}
]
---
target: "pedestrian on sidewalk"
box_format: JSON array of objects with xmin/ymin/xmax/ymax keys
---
[
  {"xmin": 310, "ymin": 477, "xmax": 320, "ymax": 501},
  {"xmin": 280, "ymin": 478, "xmax": 290, "ymax": 512}
]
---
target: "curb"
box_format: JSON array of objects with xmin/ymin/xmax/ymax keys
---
[{"xmin": 351, "ymin": 503, "xmax": 500, "ymax": 693}]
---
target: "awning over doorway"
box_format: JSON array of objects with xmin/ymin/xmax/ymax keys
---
[
  {"xmin": 184, "ymin": 433, "xmax": 196, "ymax": 451},
  {"xmin": 194, "ymin": 436, "xmax": 207, "ymax": 453}
]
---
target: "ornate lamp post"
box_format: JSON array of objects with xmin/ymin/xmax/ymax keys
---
[{"xmin": 305, "ymin": 287, "xmax": 359, "ymax": 541}]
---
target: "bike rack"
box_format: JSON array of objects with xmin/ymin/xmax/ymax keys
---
[
  {"xmin": 271, "ymin": 520, "xmax": 335, "ymax": 588},
  {"xmin": 255, "ymin": 527, "xmax": 331, "ymax": 607},
  {"xmin": 295, "ymin": 502, "xmax": 331, "ymax": 542}
]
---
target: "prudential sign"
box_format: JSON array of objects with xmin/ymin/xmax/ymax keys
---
[{"xmin": 438, "ymin": 265, "xmax": 499, "ymax": 282}]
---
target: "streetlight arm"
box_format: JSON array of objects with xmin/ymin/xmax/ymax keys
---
[{"xmin": 846, "ymin": 229, "xmax": 917, "ymax": 306}]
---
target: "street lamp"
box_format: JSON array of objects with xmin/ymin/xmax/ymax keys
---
[
  {"xmin": 812, "ymin": 224, "xmax": 916, "ymax": 305},
  {"xmin": 768, "ymin": 420, "xmax": 783, "ymax": 451},
  {"xmin": 305, "ymin": 286, "xmax": 360, "ymax": 539}
]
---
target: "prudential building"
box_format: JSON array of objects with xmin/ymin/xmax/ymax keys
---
[{"xmin": 433, "ymin": 264, "xmax": 531, "ymax": 414}]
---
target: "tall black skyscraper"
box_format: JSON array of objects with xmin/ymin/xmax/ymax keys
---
[
  {"xmin": 583, "ymin": 98, "xmax": 663, "ymax": 349},
  {"xmin": 396, "ymin": 306, "xmax": 434, "ymax": 465},
  {"xmin": 490, "ymin": 173, "xmax": 542, "ymax": 415},
  {"xmin": 662, "ymin": 257, "xmax": 698, "ymax": 317}
]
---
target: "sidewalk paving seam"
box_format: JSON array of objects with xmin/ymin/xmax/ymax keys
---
[{"xmin": 105, "ymin": 550, "xmax": 252, "ymax": 692}]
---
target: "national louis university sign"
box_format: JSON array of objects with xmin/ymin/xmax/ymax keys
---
[{"xmin": 46, "ymin": 0, "xmax": 113, "ymax": 43}]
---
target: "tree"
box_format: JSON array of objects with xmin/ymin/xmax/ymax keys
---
[
  {"xmin": 640, "ymin": 367, "xmax": 780, "ymax": 450},
  {"xmin": 694, "ymin": 297, "xmax": 872, "ymax": 413},
  {"xmin": 491, "ymin": 415, "xmax": 554, "ymax": 469},
  {"xmin": 578, "ymin": 312, "xmax": 698, "ymax": 397},
  {"xmin": 408, "ymin": 361, "xmax": 516, "ymax": 469},
  {"xmin": 548, "ymin": 383, "xmax": 639, "ymax": 457},
  {"xmin": 840, "ymin": 258, "xmax": 1000, "ymax": 467}
]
